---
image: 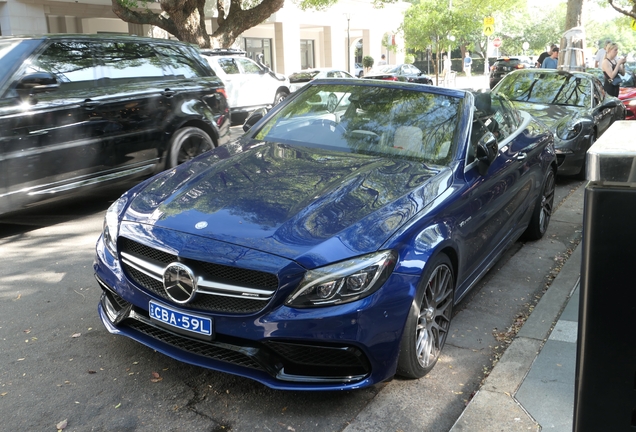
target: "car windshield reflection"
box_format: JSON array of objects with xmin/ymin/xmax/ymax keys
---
[
  {"xmin": 495, "ymin": 71, "xmax": 592, "ymax": 107},
  {"xmin": 254, "ymin": 84, "xmax": 460, "ymax": 165}
]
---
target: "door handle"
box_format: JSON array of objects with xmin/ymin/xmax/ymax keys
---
[
  {"xmin": 516, "ymin": 152, "xmax": 527, "ymax": 161},
  {"xmin": 162, "ymin": 89, "xmax": 176, "ymax": 97}
]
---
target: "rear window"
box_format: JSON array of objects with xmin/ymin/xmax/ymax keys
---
[{"xmin": 495, "ymin": 59, "xmax": 522, "ymax": 67}]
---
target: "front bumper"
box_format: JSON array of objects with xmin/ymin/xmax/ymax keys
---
[
  {"xmin": 554, "ymin": 133, "xmax": 592, "ymax": 176},
  {"xmin": 94, "ymin": 234, "xmax": 417, "ymax": 391}
]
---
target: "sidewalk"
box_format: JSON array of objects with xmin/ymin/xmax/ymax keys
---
[{"xmin": 450, "ymin": 185, "xmax": 584, "ymax": 431}]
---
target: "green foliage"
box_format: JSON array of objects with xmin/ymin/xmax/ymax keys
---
[
  {"xmin": 363, "ymin": 55, "xmax": 374, "ymax": 69},
  {"xmin": 401, "ymin": 0, "xmax": 524, "ymax": 61},
  {"xmin": 404, "ymin": 54, "xmax": 415, "ymax": 64},
  {"xmin": 293, "ymin": 0, "xmax": 341, "ymax": 11}
]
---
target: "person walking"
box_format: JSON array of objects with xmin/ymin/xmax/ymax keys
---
[
  {"xmin": 442, "ymin": 54, "xmax": 452, "ymax": 85},
  {"xmin": 541, "ymin": 47, "xmax": 559, "ymax": 69},
  {"xmin": 536, "ymin": 45, "xmax": 555, "ymax": 68},
  {"xmin": 378, "ymin": 54, "xmax": 387, "ymax": 66},
  {"xmin": 463, "ymin": 52, "xmax": 472, "ymax": 78},
  {"xmin": 602, "ymin": 42, "xmax": 626, "ymax": 97}
]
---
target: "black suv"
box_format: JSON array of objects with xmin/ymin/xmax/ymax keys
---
[
  {"xmin": 489, "ymin": 57, "xmax": 534, "ymax": 88},
  {"xmin": 0, "ymin": 34, "xmax": 230, "ymax": 216}
]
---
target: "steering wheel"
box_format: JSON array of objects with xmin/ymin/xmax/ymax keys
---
[{"xmin": 326, "ymin": 93, "xmax": 338, "ymax": 112}]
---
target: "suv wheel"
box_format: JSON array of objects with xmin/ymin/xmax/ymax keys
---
[
  {"xmin": 167, "ymin": 127, "xmax": 214, "ymax": 168},
  {"xmin": 274, "ymin": 90, "xmax": 289, "ymax": 106}
]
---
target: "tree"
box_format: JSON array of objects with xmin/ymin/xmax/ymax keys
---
[
  {"xmin": 112, "ymin": 0, "xmax": 350, "ymax": 49},
  {"xmin": 113, "ymin": 0, "xmax": 286, "ymax": 48},
  {"xmin": 607, "ymin": 0, "xmax": 636, "ymax": 19},
  {"xmin": 401, "ymin": 0, "xmax": 522, "ymax": 79},
  {"xmin": 565, "ymin": 0, "xmax": 584, "ymax": 29}
]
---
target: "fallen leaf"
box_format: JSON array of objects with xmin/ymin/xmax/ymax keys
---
[
  {"xmin": 115, "ymin": 403, "xmax": 121, "ymax": 409},
  {"xmin": 1, "ymin": 392, "xmax": 7, "ymax": 396},
  {"xmin": 71, "ymin": 333, "xmax": 81, "ymax": 338},
  {"xmin": 150, "ymin": 377, "xmax": 163, "ymax": 383},
  {"xmin": 151, "ymin": 371, "xmax": 160, "ymax": 379},
  {"xmin": 88, "ymin": 370, "xmax": 96, "ymax": 374},
  {"xmin": 14, "ymin": 294, "xmax": 21, "ymax": 300},
  {"xmin": 17, "ymin": 358, "xmax": 25, "ymax": 361},
  {"xmin": 56, "ymin": 419, "xmax": 68, "ymax": 430}
]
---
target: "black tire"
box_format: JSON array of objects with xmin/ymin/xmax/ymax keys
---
[
  {"xmin": 523, "ymin": 168, "xmax": 556, "ymax": 240},
  {"xmin": 274, "ymin": 90, "xmax": 289, "ymax": 106},
  {"xmin": 397, "ymin": 253, "xmax": 454, "ymax": 379},
  {"xmin": 167, "ymin": 127, "xmax": 214, "ymax": 168}
]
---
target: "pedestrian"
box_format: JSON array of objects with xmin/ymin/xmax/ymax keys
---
[
  {"xmin": 595, "ymin": 40, "xmax": 611, "ymax": 68},
  {"xmin": 442, "ymin": 54, "xmax": 451, "ymax": 84},
  {"xmin": 378, "ymin": 54, "xmax": 387, "ymax": 66},
  {"xmin": 541, "ymin": 47, "xmax": 559, "ymax": 69},
  {"xmin": 463, "ymin": 52, "xmax": 472, "ymax": 78},
  {"xmin": 536, "ymin": 45, "xmax": 556, "ymax": 68},
  {"xmin": 602, "ymin": 42, "xmax": 626, "ymax": 97}
]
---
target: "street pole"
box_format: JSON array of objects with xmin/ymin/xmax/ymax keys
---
[{"xmin": 345, "ymin": 14, "xmax": 351, "ymax": 73}]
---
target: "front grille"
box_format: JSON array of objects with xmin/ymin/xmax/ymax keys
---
[
  {"xmin": 126, "ymin": 320, "xmax": 265, "ymax": 371},
  {"xmin": 119, "ymin": 237, "xmax": 279, "ymax": 314}
]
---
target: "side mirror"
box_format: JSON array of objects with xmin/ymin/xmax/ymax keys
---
[
  {"xmin": 476, "ymin": 132, "xmax": 498, "ymax": 175},
  {"xmin": 243, "ymin": 108, "xmax": 267, "ymax": 132},
  {"xmin": 16, "ymin": 72, "xmax": 60, "ymax": 97}
]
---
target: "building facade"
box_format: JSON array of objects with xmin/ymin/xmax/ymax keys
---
[{"xmin": 0, "ymin": 0, "xmax": 409, "ymax": 75}]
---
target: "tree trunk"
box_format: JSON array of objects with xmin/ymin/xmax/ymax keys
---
[
  {"xmin": 111, "ymin": 0, "xmax": 285, "ymax": 49},
  {"xmin": 565, "ymin": 0, "xmax": 584, "ymax": 29}
]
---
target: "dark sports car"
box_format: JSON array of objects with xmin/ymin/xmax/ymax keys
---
[
  {"xmin": 493, "ymin": 69, "xmax": 625, "ymax": 177},
  {"xmin": 363, "ymin": 64, "xmax": 433, "ymax": 85},
  {"xmin": 95, "ymin": 80, "xmax": 556, "ymax": 391}
]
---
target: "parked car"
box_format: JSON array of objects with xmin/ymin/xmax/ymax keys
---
[
  {"xmin": 489, "ymin": 57, "xmax": 535, "ymax": 89},
  {"xmin": 200, "ymin": 49, "xmax": 290, "ymax": 122},
  {"xmin": 586, "ymin": 68, "xmax": 636, "ymax": 120},
  {"xmin": 354, "ymin": 62, "xmax": 364, "ymax": 77},
  {"xmin": 0, "ymin": 34, "xmax": 230, "ymax": 217},
  {"xmin": 95, "ymin": 79, "xmax": 557, "ymax": 390},
  {"xmin": 363, "ymin": 64, "xmax": 433, "ymax": 84},
  {"xmin": 493, "ymin": 68, "xmax": 625, "ymax": 177},
  {"xmin": 288, "ymin": 68, "xmax": 354, "ymax": 92}
]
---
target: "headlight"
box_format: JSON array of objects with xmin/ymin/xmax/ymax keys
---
[
  {"xmin": 625, "ymin": 98, "xmax": 636, "ymax": 107},
  {"xmin": 556, "ymin": 121, "xmax": 583, "ymax": 141},
  {"xmin": 285, "ymin": 250, "xmax": 397, "ymax": 308},
  {"xmin": 103, "ymin": 196, "xmax": 128, "ymax": 255}
]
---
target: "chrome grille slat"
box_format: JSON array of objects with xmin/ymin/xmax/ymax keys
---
[{"xmin": 119, "ymin": 237, "xmax": 279, "ymax": 314}]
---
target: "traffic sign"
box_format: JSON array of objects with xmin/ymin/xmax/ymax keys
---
[
  {"xmin": 484, "ymin": 16, "xmax": 494, "ymax": 36},
  {"xmin": 493, "ymin": 37, "xmax": 502, "ymax": 48}
]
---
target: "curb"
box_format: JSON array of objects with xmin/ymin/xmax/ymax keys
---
[{"xmin": 449, "ymin": 233, "xmax": 583, "ymax": 431}]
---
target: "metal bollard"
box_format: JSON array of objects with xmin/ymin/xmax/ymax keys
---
[{"xmin": 574, "ymin": 121, "xmax": 636, "ymax": 431}]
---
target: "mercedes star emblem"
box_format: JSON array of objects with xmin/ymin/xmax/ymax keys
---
[{"xmin": 163, "ymin": 262, "xmax": 197, "ymax": 304}]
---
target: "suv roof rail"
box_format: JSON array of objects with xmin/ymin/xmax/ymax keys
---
[{"xmin": 200, "ymin": 48, "xmax": 246, "ymax": 56}]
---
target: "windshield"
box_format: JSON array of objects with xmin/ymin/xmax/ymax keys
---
[
  {"xmin": 254, "ymin": 83, "xmax": 462, "ymax": 165},
  {"xmin": 496, "ymin": 71, "xmax": 591, "ymax": 107},
  {"xmin": 289, "ymin": 70, "xmax": 321, "ymax": 82}
]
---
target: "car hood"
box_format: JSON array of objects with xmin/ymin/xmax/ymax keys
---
[
  {"xmin": 124, "ymin": 141, "xmax": 452, "ymax": 267},
  {"xmin": 509, "ymin": 101, "xmax": 582, "ymax": 130}
]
